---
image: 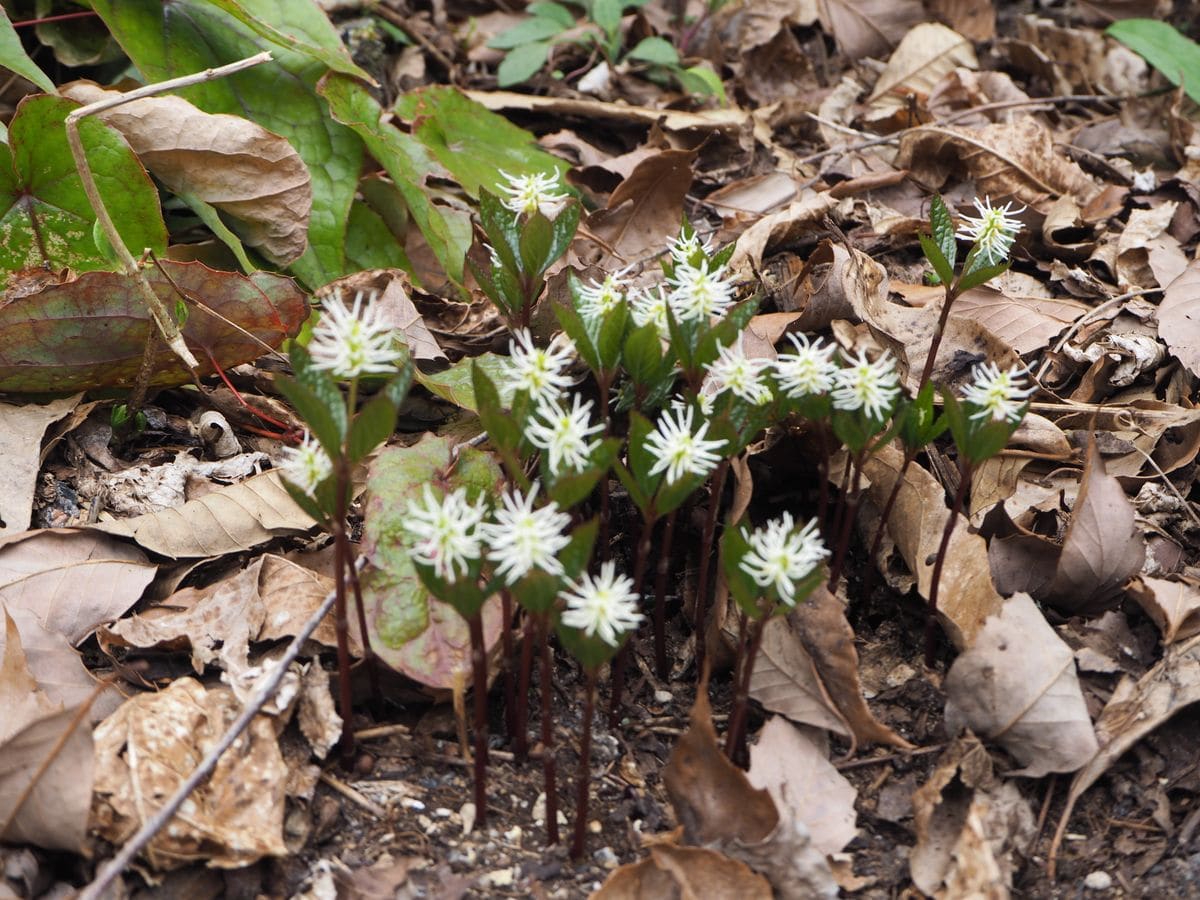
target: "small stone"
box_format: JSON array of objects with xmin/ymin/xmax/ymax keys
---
[
  {"xmin": 592, "ymin": 847, "xmax": 618, "ymax": 869},
  {"xmin": 401, "ymin": 798, "xmax": 426, "ymax": 811},
  {"xmin": 417, "ymin": 814, "xmax": 434, "ymax": 832},
  {"xmin": 1084, "ymin": 871, "xmax": 1113, "ymax": 891},
  {"xmin": 532, "ymin": 793, "xmax": 547, "ymax": 824},
  {"xmin": 885, "ymin": 663, "xmax": 917, "ymax": 688},
  {"xmin": 653, "ymin": 690, "xmax": 672, "ymax": 704},
  {"xmin": 461, "ymin": 802, "xmax": 477, "ymax": 836},
  {"xmin": 480, "ymin": 867, "xmax": 516, "ymax": 888},
  {"xmin": 588, "ymin": 820, "xmax": 602, "ymax": 834},
  {"xmin": 504, "ymin": 825, "xmax": 523, "ymax": 844},
  {"xmin": 434, "ymin": 807, "xmax": 453, "ymax": 818}
]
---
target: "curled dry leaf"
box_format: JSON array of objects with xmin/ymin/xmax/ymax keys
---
[
  {"xmin": 1044, "ymin": 437, "xmax": 1145, "ymax": 616},
  {"xmin": 862, "ymin": 443, "xmax": 1004, "ymax": 650},
  {"xmin": 944, "ymin": 593, "xmax": 1099, "ymax": 777},
  {"xmin": 93, "ymin": 469, "xmax": 317, "ymax": 559},
  {"xmin": 910, "ymin": 734, "xmax": 1036, "ymax": 897},
  {"xmin": 865, "ymin": 23, "xmax": 977, "ymax": 125},
  {"xmin": 594, "ymin": 843, "xmax": 773, "ymax": 900},
  {"xmin": 0, "ymin": 613, "xmax": 94, "ymax": 853},
  {"xmin": 321, "ymin": 271, "xmax": 446, "ymax": 363},
  {"xmin": 91, "ymin": 676, "xmax": 289, "ymax": 871},
  {"xmin": 1127, "ymin": 575, "xmax": 1200, "ymax": 646},
  {"xmin": 746, "ymin": 716, "xmax": 858, "ymax": 855},
  {"xmin": 663, "ymin": 691, "xmax": 838, "ymax": 900},
  {"xmin": 0, "ymin": 394, "xmax": 81, "ymax": 536},
  {"xmin": 728, "ymin": 192, "xmax": 839, "ymax": 276},
  {"xmin": 897, "ymin": 117, "xmax": 1100, "ymax": 213},
  {"xmin": 949, "ymin": 286, "xmax": 1087, "ymax": 356},
  {"xmin": 748, "ymin": 614, "xmax": 852, "ymax": 739},
  {"xmin": 61, "ymin": 81, "xmax": 312, "ymax": 265},
  {"xmin": 1159, "ymin": 259, "xmax": 1200, "ymax": 379},
  {"xmin": 816, "ymin": 0, "xmax": 926, "ymax": 60},
  {"xmin": 0, "ymin": 529, "xmax": 156, "ymax": 644}
]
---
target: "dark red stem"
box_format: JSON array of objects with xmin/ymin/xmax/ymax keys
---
[
  {"xmin": 13, "ymin": 10, "xmax": 97, "ymax": 26},
  {"xmin": 828, "ymin": 449, "xmax": 866, "ymax": 587},
  {"xmin": 469, "ymin": 611, "xmax": 490, "ymax": 826},
  {"xmin": 693, "ymin": 459, "xmax": 729, "ymax": 677},
  {"xmin": 347, "ymin": 555, "xmax": 382, "ymax": 716},
  {"xmin": 538, "ymin": 612, "xmax": 559, "ymax": 845},
  {"xmin": 924, "ymin": 459, "xmax": 971, "ymax": 668},
  {"xmin": 725, "ymin": 613, "xmax": 766, "ymax": 765},
  {"xmin": 332, "ymin": 466, "xmax": 355, "ymax": 762},
  {"xmin": 652, "ymin": 509, "xmax": 679, "ymax": 680},
  {"xmin": 608, "ymin": 511, "xmax": 655, "ymax": 726},
  {"xmin": 570, "ymin": 668, "xmax": 597, "ymax": 859},
  {"xmin": 515, "ymin": 611, "xmax": 535, "ymax": 762},
  {"xmin": 501, "ymin": 591, "xmax": 518, "ymax": 752},
  {"xmin": 862, "ymin": 447, "xmax": 918, "ymax": 597}
]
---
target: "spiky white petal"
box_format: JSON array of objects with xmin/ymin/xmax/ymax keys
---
[
  {"xmin": 559, "ymin": 561, "xmax": 642, "ymax": 647},
  {"xmin": 480, "ymin": 483, "xmax": 571, "ymax": 583},
  {"xmin": 704, "ymin": 338, "xmax": 773, "ymax": 406},
  {"xmin": 498, "ymin": 170, "xmax": 569, "ymax": 218},
  {"xmin": 525, "ymin": 393, "xmax": 605, "ymax": 475},
  {"xmin": 775, "ymin": 333, "xmax": 838, "ymax": 399},
  {"xmin": 644, "ymin": 405, "xmax": 726, "ymax": 484},
  {"xmin": 405, "ymin": 485, "xmax": 487, "ymax": 583},
  {"xmin": 498, "ymin": 328, "xmax": 575, "ymax": 405},
  {"xmin": 957, "ymin": 196, "xmax": 1024, "ymax": 266},
  {"xmin": 280, "ymin": 432, "xmax": 332, "ymax": 497},
  {"xmin": 961, "ymin": 362, "xmax": 1035, "ymax": 424},
  {"xmin": 831, "ymin": 350, "xmax": 901, "ymax": 421},
  {"xmin": 631, "ymin": 285, "xmax": 673, "ymax": 338},
  {"xmin": 667, "ymin": 260, "xmax": 735, "ymax": 321},
  {"xmin": 576, "ymin": 270, "xmax": 629, "ymax": 321},
  {"xmin": 308, "ymin": 290, "xmax": 399, "ymax": 378},
  {"xmin": 739, "ymin": 512, "xmax": 829, "ymax": 605}
]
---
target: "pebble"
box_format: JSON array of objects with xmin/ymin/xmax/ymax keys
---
[
  {"xmin": 593, "ymin": 847, "xmax": 618, "ymax": 869},
  {"xmin": 1084, "ymin": 871, "xmax": 1113, "ymax": 891},
  {"xmin": 885, "ymin": 663, "xmax": 917, "ymax": 688},
  {"xmin": 434, "ymin": 807, "xmax": 453, "ymax": 818},
  {"xmin": 504, "ymin": 825, "xmax": 523, "ymax": 844},
  {"xmin": 653, "ymin": 689, "xmax": 672, "ymax": 704},
  {"xmin": 533, "ymin": 793, "xmax": 547, "ymax": 824},
  {"xmin": 588, "ymin": 820, "xmax": 602, "ymax": 834},
  {"xmin": 416, "ymin": 814, "xmax": 434, "ymax": 832},
  {"xmin": 480, "ymin": 867, "xmax": 516, "ymax": 888},
  {"xmin": 461, "ymin": 802, "xmax": 477, "ymax": 836},
  {"xmin": 401, "ymin": 798, "xmax": 426, "ymax": 811}
]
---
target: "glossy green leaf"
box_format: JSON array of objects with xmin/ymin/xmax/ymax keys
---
[
  {"xmin": 417, "ymin": 351, "xmax": 509, "ymax": 413},
  {"xmin": 627, "ymin": 36, "xmax": 678, "ymax": 65},
  {"xmin": 0, "ymin": 7, "xmax": 55, "ymax": 92},
  {"xmin": 930, "ymin": 195, "xmax": 956, "ymax": 271},
  {"xmin": 528, "ymin": 2, "xmax": 577, "ymax": 28},
  {"xmin": 1108, "ymin": 19, "xmax": 1200, "ymax": 104},
  {"xmin": 958, "ymin": 259, "xmax": 1010, "ymax": 292},
  {"xmin": 918, "ymin": 233, "xmax": 954, "ymax": 289},
  {"xmin": 488, "ymin": 15, "xmax": 569, "ymax": 50},
  {"xmin": 345, "ymin": 199, "xmax": 413, "ymax": 274},
  {"xmin": 497, "ymin": 40, "xmax": 552, "ymax": 87}
]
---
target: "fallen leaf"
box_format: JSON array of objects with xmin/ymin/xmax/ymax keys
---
[
  {"xmin": 0, "ymin": 607, "xmax": 120, "ymax": 717},
  {"xmin": 0, "ymin": 394, "xmax": 81, "ymax": 536},
  {"xmin": 321, "ymin": 270, "xmax": 446, "ymax": 363},
  {"xmin": 746, "ymin": 716, "xmax": 858, "ymax": 855},
  {"xmin": 0, "ymin": 613, "xmax": 93, "ymax": 853},
  {"xmin": 1044, "ymin": 437, "xmax": 1145, "ymax": 615},
  {"xmin": 865, "ymin": 24, "xmax": 977, "ymax": 124},
  {"xmin": 595, "ymin": 843, "xmax": 773, "ymax": 899},
  {"xmin": 1127, "ymin": 575, "xmax": 1200, "ymax": 645},
  {"xmin": 0, "ymin": 529, "xmax": 155, "ymax": 644},
  {"xmin": 748, "ymin": 615, "xmax": 853, "ymax": 739},
  {"xmin": 663, "ymin": 691, "xmax": 838, "ymax": 899},
  {"xmin": 862, "ymin": 443, "xmax": 1004, "ymax": 650},
  {"xmin": 728, "ymin": 192, "xmax": 839, "ymax": 276},
  {"xmin": 91, "ymin": 676, "xmax": 289, "ymax": 870},
  {"xmin": 816, "ymin": 0, "xmax": 926, "ymax": 60},
  {"xmin": 334, "ymin": 855, "xmax": 427, "ymax": 899},
  {"xmin": 0, "ymin": 262, "xmax": 306, "ymax": 394},
  {"xmin": 60, "ymin": 81, "xmax": 311, "ymax": 265},
  {"xmin": 948, "ymin": 286, "xmax": 1087, "ymax": 356},
  {"xmin": 910, "ymin": 735, "xmax": 1036, "ymax": 897},
  {"xmin": 944, "ymin": 593, "xmax": 1100, "ymax": 777},
  {"xmin": 92, "ymin": 469, "xmax": 316, "ymax": 559},
  {"xmin": 1159, "ymin": 259, "xmax": 1200, "ymax": 378},
  {"xmin": 580, "ymin": 149, "xmax": 696, "ymax": 269},
  {"xmin": 925, "ymin": 0, "xmax": 995, "ymax": 41}
]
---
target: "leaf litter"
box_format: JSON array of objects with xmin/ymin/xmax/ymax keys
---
[{"xmin": 4, "ymin": 0, "xmax": 1200, "ymax": 896}]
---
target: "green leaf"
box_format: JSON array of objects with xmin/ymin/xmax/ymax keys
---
[
  {"xmin": 179, "ymin": 191, "xmax": 257, "ymax": 273},
  {"xmin": 292, "ymin": 343, "xmax": 349, "ymax": 436},
  {"xmin": 545, "ymin": 438, "xmax": 619, "ymax": 508},
  {"xmin": 545, "ymin": 200, "xmax": 581, "ymax": 272},
  {"xmin": 627, "ymin": 36, "xmax": 678, "ymax": 66},
  {"xmin": 677, "ymin": 65, "xmax": 726, "ymax": 103},
  {"xmin": 555, "ymin": 295, "xmax": 601, "ymax": 373},
  {"xmin": 488, "ymin": 15, "xmax": 570, "ymax": 50},
  {"xmin": 590, "ymin": 0, "xmax": 623, "ymax": 41},
  {"xmin": 929, "ymin": 195, "xmax": 956, "ymax": 271},
  {"xmin": 622, "ymin": 322, "xmax": 665, "ymax": 386},
  {"xmin": 347, "ymin": 392, "xmax": 398, "ymax": 464},
  {"xmin": 721, "ymin": 524, "xmax": 762, "ymax": 619},
  {"xmin": 900, "ymin": 380, "xmax": 947, "ymax": 448},
  {"xmin": 344, "ymin": 199, "xmax": 413, "ymax": 274},
  {"xmin": 275, "ymin": 375, "xmax": 343, "ymax": 458},
  {"xmin": 479, "ymin": 190, "xmax": 524, "ymax": 274},
  {"xmin": 528, "ymin": 2, "xmax": 578, "ymax": 28},
  {"xmin": 393, "ymin": 87, "xmax": 570, "ymax": 198},
  {"xmin": 918, "ymin": 233, "xmax": 955, "ymax": 288},
  {"xmin": 1107, "ymin": 18, "xmax": 1200, "ymax": 105},
  {"xmin": 0, "ymin": 7, "xmax": 55, "ymax": 92},
  {"xmin": 958, "ymin": 260, "xmax": 1009, "ymax": 292},
  {"xmin": 595, "ymin": 300, "xmax": 630, "ymax": 372},
  {"xmin": 498, "ymin": 40, "xmax": 552, "ymax": 87},
  {"xmin": 0, "ymin": 95, "xmax": 167, "ymax": 285},
  {"xmin": 418, "ymin": 351, "xmax": 509, "ymax": 413},
  {"xmin": 90, "ymin": 0, "xmax": 367, "ymax": 288},
  {"xmin": 519, "ymin": 209, "xmax": 554, "ymax": 278},
  {"xmin": 626, "ymin": 410, "xmax": 663, "ymax": 503}
]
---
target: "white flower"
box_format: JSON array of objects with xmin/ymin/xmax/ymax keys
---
[
  {"xmin": 957, "ymin": 196, "xmax": 1025, "ymax": 266},
  {"xmin": 644, "ymin": 405, "xmax": 726, "ymax": 484},
  {"xmin": 667, "ymin": 260, "xmax": 735, "ymax": 321},
  {"xmin": 831, "ymin": 350, "xmax": 901, "ymax": 421},
  {"xmin": 498, "ymin": 328, "xmax": 575, "ymax": 405},
  {"xmin": 280, "ymin": 432, "xmax": 332, "ymax": 497},
  {"xmin": 960, "ymin": 362, "xmax": 1035, "ymax": 424},
  {"xmin": 480, "ymin": 483, "xmax": 571, "ymax": 583},
  {"xmin": 631, "ymin": 285, "xmax": 672, "ymax": 338},
  {"xmin": 667, "ymin": 230, "xmax": 711, "ymax": 265},
  {"xmin": 739, "ymin": 513, "xmax": 829, "ymax": 605},
  {"xmin": 775, "ymin": 333, "xmax": 838, "ymax": 399},
  {"xmin": 704, "ymin": 338, "xmax": 773, "ymax": 406},
  {"xmin": 525, "ymin": 393, "xmax": 604, "ymax": 475},
  {"xmin": 576, "ymin": 270, "xmax": 628, "ymax": 320},
  {"xmin": 307, "ymin": 290, "xmax": 399, "ymax": 378},
  {"xmin": 405, "ymin": 485, "xmax": 487, "ymax": 582},
  {"xmin": 498, "ymin": 169, "xmax": 569, "ymax": 218},
  {"xmin": 559, "ymin": 560, "xmax": 642, "ymax": 647}
]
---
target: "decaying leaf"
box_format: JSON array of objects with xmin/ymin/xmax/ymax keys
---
[
  {"xmin": 746, "ymin": 716, "xmax": 858, "ymax": 855},
  {"xmin": 93, "ymin": 470, "xmax": 316, "ymax": 559},
  {"xmin": 60, "ymin": 81, "xmax": 312, "ymax": 265},
  {"xmin": 0, "ymin": 613, "xmax": 93, "ymax": 853},
  {"xmin": 862, "ymin": 444, "xmax": 1004, "ymax": 650},
  {"xmin": 0, "ymin": 394, "xmax": 81, "ymax": 536},
  {"xmin": 816, "ymin": 0, "xmax": 926, "ymax": 60},
  {"xmin": 1127, "ymin": 575, "xmax": 1200, "ymax": 645},
  {"xmin": 0, "ymin": 607, "xmax": 120, "ymax": 717},
  {"xmin": 944, "ymin": 593, "xmax": 1099, "ymax": 777},
  {"xmin": 595, "ymin": 843, "xmax": 773, "ymax": 900},
  {"xmin": 0, "ymin": 529, "xmax": 156, "ymax": 644},
  {"xmin": 865, "ymin": 23, "xmax": 977, "ymax": 124},
  {"xmin": 949, "ymin": 286, "xmax": 1087, "ymax": 356},
  {"xmin": 1159, "ymin": 259, "xmax": 1200, "ymax": 379},
  {"xmin": 91, "ymin": 676, "xmax": 289, "ymax": 870},
  {"xmin": 320, "ymin": 270, "xmax": 446, "ymax": 363},
  {"xmin": 1044, "ymin": 437, "xmax": 1146, "ymax": 615},
  {"xmin": 728, "ymin": 192, "xmax": 839, "ymax": 275},
  {"xmin": 910, "ymin": 735, "xmax": 1036, "ymax": 897}
]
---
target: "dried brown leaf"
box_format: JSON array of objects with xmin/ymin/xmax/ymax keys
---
[
  {"xmin": 0, "ymin": 530, "xmax": 155, "ymax": 644},
  {"xmin": 866, "ymin": 23, "xmax": 977, "ymax": 120},
  {"xmin": 594, "ymin": 844, "xmax": 773, "ymax": 900},
  {"xmin": 728, "ymin": 193, "xmax": 838, "ymax": 275},
  {"xmin": 322, "ymin": 271, "xmax": 446, "ymax": 363},
  {"xmin": 746, "ymin": 716, "xmax": 858, "ymax": 855},
  {"xmin": 0, "ymin": 608, "xmax": 119, "ymax": 717},
  {"xmin": 748, "ymin": 615, "xmax": 852, "ymax": 738},
  {"xmin": 1159, "ymin": 259, "xmax": 1200, "ymax": 378},
  {"xmin": 1127, "ymin": 575, "xmax": 1200, "ymax": 645},
  {"xmin": 925, "ymin": 0, "xmax": 995, "ymax": 41},
  {"xmin": 816, "ymin": 0, "xmax": 926, "ymax": 60},
  {"xmin": 944, "ymin": 593, "xmax": 1100, "ymax": 777},
  {"xmin": 950, "ymin": 287, "xmax": 1087, "ymax": 356},
  {"xmin": 1044, "ymin": 438, "xmax": 1145, "ymax": 615},
  {"xmin": 0, "ymin": 395, "xmax": 81, "ymax": 536},
  {"xmin": 93, "ymin": 470, "xmax": 316, "ymax": 559},
  {"xmin": 61, "ymin": 82, "xmax": 311, "ymax": 265},
  {"xmin": 862, "ymin": 444, "xmax": 1004, "ymax": 649},
  {"xmin": 91, "ymin": 677, "xmax": 289, "ymax": 870}
]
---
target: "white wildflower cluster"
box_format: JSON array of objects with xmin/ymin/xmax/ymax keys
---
[
  {"xmin": 738, "ymin": 512, "xmax": 828, "ymax": 605},
  {"xmin": 957, "ymin": 196, "xmax": 1024, "ymax": 266},
  {"xmin": 498, "ymin": 328, "xmax": 575, "ymax": 406},
  {"xmin": 560, "ymin": 561, "xmax": 642, "ymax": 646},
  {"xmin": 645, "ymin": 404, "xmax": 726, "ymax": 484},
  {"xmin": 308, "ymin": 290, "xmax": 400, "ymax": 379},
  {"xmin": 961, "ymin": 362, "xmax": 1035, "ymax": 424},
  {"xmin": 280, "ymin": 431, "xmax": 333, "ymax": 497},
  {"xmin": 831, "ymin": 349, "xmax": 902, "ymax": 421},
  {"xmin": 498, "ymin": 170, "xmax": 569, "ymax": 219}
]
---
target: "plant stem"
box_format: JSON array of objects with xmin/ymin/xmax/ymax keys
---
[
  {"xmin": 916, "ymin": 281, "xmax": 958, "ymax": 390},
  {"xmin": 571, "ymin": 668, "xmax": 597, "ymax": 860},
  {"xmin": 693, "ymin": 459, "xmax": 728, "ymax": 676},
  {"xmin": 608, "ymin": 511, "xmax": 655, "ymax": 725},
  {"xmin": 500, "ymin": 590, "xmax": 518, "ymax": 753},
  {"xmin": 924, "ymin": 458, "xmax": 971, "ymax": 668},
  {"xmin": 652, "ymin": 509, "xmax": 679, "ymax": 680},
  {"xmin": 468, "ymin": 611, "xmax": 490, "ymax": 826},
  {"xmin": 346, "ymin": 554, "xmax": 382, "ymax": 716},
  {"xmin": 332, "ymin": 464, "xmax": 355, "ymax": 761},
  {"xmin": 515, "ymin": 612, "xmax": 536, "ymax": 762},
  {"xmin": 597, "ymin": 376, "xmax": 613, "ymax": 562},
  {"xmin": 725, "ymin": 611, "xmax": 767, "ymax": 765},
  {"xmin": 538, "ymin": 612, "xmax": 559, "ymax": 845},
  {"xmin": 828, "ymin": 448, "xmax": 865, "ymax": 587},
  {"xmin": 862, "ymin": 446, "xmax": 918, "ymax": 597}
]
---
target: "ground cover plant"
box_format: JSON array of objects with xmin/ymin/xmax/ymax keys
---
[{"xmin": 2, "ymin": 0, "xmax": 1200, "ymax": 897}]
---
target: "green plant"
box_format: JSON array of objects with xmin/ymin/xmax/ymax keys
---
[
  {"xmin": 1107, "ymin": 18, "xmax": 1200, "ymax": 105},
  {"xmin": 487, "ymin": 0, "xmax": 724, "ymax": 101}
]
